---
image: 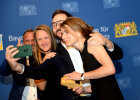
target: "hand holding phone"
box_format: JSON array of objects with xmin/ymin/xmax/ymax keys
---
[{"xmin": 11, "ymin": 45, "xmax": 33, "ymax": 58}]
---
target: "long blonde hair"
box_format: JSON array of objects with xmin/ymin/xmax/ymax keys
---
[{"xmin": 34, "ymin": 25, "xmax": 57, "ymax": 65}]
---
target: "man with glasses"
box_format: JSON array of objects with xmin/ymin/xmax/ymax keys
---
[
  {"xmin": 50, "ymin": 9, "xmax": 123, "ymax": 100},
  {"xmin": 4, "ymin": 9, "xmax": 123, "ymax": 100},
  {"xmin": 51, "ymin": 10, "xmax": 123, "ymax": 60}
]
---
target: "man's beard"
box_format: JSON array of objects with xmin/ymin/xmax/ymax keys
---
[{"xmin": 54, "ymin": 29, "xmax": 62, "ymax": 40}]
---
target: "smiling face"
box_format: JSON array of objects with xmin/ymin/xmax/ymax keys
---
[
  {"xmin": 35, "ymin": 30, "xmax": 51, "ymax": 52},
  {"xmin": 52, "ymin": 14, "xmax": 68, "ymax": 39},
  {"xmin": 23, "ymin": 31, "xmax": 35, "ymax": 51},
  {"xmin": 61, "ymin": 25, "xmax": 79, "ymax": 47}
]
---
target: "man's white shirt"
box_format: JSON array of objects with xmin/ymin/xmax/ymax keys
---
[{"xmin": 62, "ymin": 43, "xmax": 91, "ymax": 96}]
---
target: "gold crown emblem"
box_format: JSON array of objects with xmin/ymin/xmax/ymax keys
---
[{"xmin": 114, "ymin": 21, "xmax": 138, "ymax": 38}]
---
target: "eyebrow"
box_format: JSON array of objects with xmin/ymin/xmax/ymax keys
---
[{"xmin": 52, "ymin": 20, "xmax": 64, "ymax": 24}]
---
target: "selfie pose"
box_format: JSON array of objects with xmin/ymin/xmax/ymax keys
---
[{"xmin": 61, "ymin": 17, "xmax": 124, "ymax": 100}]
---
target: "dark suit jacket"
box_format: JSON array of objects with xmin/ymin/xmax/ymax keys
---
[
  {"xmin": 22, "ymin": 42, "xmax": 123, "ymax": 100},
  {"xmin": 0, "ymin": 57, "xmax": 37, "ymax": 100},
  {"xmin": 0, "ymin": 58, "xmax": 26, "ymax": 100},
  {"xmin": 22, "ymin": 43, "xmax": 78, "ymax": 100},
  {"xmin": 105, "ymin": 42, "xmax": 123, "ymax": 60}
]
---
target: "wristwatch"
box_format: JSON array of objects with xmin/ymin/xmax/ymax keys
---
[{"xmin": 80, "ymin": 73, "xmax": 85, "ymax": 80}]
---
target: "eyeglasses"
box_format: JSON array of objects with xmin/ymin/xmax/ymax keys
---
[{"xmin": 51, "ymin": 20, "xmax": 64, "ymax": 29}]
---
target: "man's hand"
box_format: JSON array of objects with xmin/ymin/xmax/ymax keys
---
[
  {"xmin": 72, "ymin": 86, "xmax": 85, "ymax": 95},
  {"xmin": 88, "ymin": 32, "xmax": 106, "ymax": 46},
  {"xmin": 17, "ymin": 39, "xmax": 22, "ymax": 46},
  {"xmin": 82, "ymin": 86, "xmax": 92, "ymax": 94},
  {"xmin": 71, "ymin": 86, "xmax": 92, "ymax": 95},
  {"xmin": 5, "ymin": 45, "xmax": 21, "ymax": 72},
  {"xmin": 88, "ymin": 32, "xmax": 113, "ymax": 50}
]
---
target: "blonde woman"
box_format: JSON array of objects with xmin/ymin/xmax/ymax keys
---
[{"xmin": 33, "ymin": 25, "xmax": 57, "ymax": 99}]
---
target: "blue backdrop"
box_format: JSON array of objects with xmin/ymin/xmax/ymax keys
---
[{"xmin": 0, "ymin": 0, "xmax": 140, "ymax": 100}]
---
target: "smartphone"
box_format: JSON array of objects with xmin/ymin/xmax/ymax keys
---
[{"xmin": 11, "ymin": 45, "xmax": 33, "ymax": 58}]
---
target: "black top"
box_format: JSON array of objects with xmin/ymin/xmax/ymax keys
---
[
  {"xmin": 22, "ymin": 43, "xmax": 77, "ymax": 100},
  {"xmin": 0, "ymin": 38, "xmax": 123, "ymax": 100},
  {"xmin": 80, "ymin": 39, "xmax": 124, "ymax": 100},
  {"xmin": 21, "ymin": 41, "xmax": 123, "ymax": 100}
]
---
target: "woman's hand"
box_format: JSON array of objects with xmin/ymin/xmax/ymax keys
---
[
  {"xmin": 42, "ymin": 52, "xmax": 56, "ymax": 63},
  {"xmin": 64, "ymin": 71, "xmax": 81, "ymax": 81}
]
